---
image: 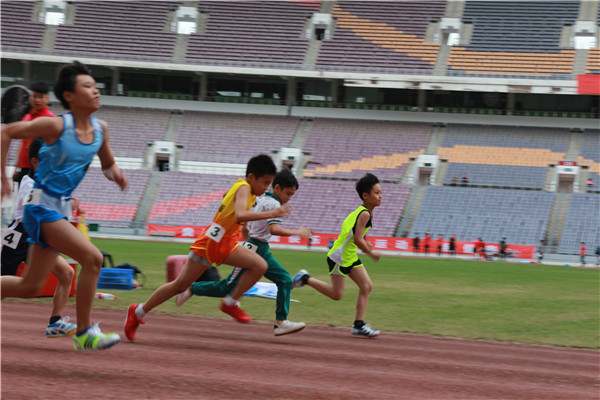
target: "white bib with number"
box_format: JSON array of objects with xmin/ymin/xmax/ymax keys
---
[
  {"xmin": 23, "ymin": 188, "xmax": 42, "ymax": 206},
  {"xmin": 241, "ymin": 241, "xmax": 258, "ymax": 252},
  {"xmin": 2, "ymin": 229, "xmax": 23, "ymax": 250},
  {"xmin": 206, "ymin": 222, "xmax": 225, "ymax": 243}
]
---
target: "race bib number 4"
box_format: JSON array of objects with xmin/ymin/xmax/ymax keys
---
[
  {"xmin": 241, "ymin": 241, "xmax": 257, "ymax": 252},
  {"xmin": 206, "ymin": 222, "xmax": 225, "ymax": 243},
  {"xmin": 24, "ymin": 188, "xmax": 42, "ymax": 206},
  {"xmin": 2, "ymin": 229, "xmax": 22, "ymax": 250}
]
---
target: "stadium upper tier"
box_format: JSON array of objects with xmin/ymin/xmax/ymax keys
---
[
  {"xmin": 448, "ymin": 1, "xmax": 579, "ymax": 76},
  {"xmin": 1, "ymin": 0, "xmax": 590, "ymax": 77},
  {"xmin": 187, "ymin": 1, "xmax": 313, "ymax": 65},
  {"xmin": 316, "ymin": 1, "xmax": 445, "ymax": 72}
]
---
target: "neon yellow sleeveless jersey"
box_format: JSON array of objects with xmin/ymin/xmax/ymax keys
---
[{"xmin": 327, "ymin": 205, "xmax": 372, "ymax": 267}]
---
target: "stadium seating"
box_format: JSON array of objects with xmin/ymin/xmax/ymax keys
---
[
  {"xmin": 439, "ymin": 125, "xmax": 571, "ymax": 188},
  {"xmin": 448, "ymin": 1, "xmax": 579, "ymax": 76},
  {"xmin": 409, "ymin": 186, "xmax": 555, "ymax": 246},
  {"xmin": 92, "ymin": 106, "xmax": 171, "ymax": 158},
  {"xmin": 302, "ymin": 119, "xmax": 432, "ymax": 180},
  {"xmin": 147, "ymin": 172, "xmax": 237, "ymax": 226},
  {"xmin": 586, "ymin": 48, "xmax": 600, "ymax": 73},
  {"xmin": 284, "ymin": 179, "xmax": 412, "ymax": 236},
  {"xmin": 175, "ymin": 112, "xmax": 299, "ymax": 163},
  {"xmin": 557, "ymin": 193, "xmax": 600, "ymax": 255},
  {"xmin": 443, "ymin": 164, "xmax": 548, "ymax": 189},
  {"xmin": 1, "ymin": 1, "xmax": 45, "ymax": 52},
  {"xmin": 186, "ymin": 2, "xmax": 312, "ymax": 65},
  {"xmin": 54, "ymin": 1, "xmax": 180, "ymax": 59},
  {"xmin": 316, "ymin": 1, "xmax": 445, "ymax": 72},
  {"xmin": 72, "ymin": 167, "xmax": 151, "ymax": 228}
]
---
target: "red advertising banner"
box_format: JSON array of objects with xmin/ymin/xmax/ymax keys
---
[
  {"xmin": 558, "ymin": 160, "xmax": 578, "ymax": 166},
  {"xmin": 577, "ymin": 74, "xmax": 600, "ymax": 95},
  {"xmin": 146, "ymin": 224, "xmax": 535, "ymax": 259}
]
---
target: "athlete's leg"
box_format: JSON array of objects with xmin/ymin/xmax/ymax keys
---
[
  {"xmin": 348, "ymin": 266, "xmax": 373, "ymax": 322},
  {"xmin": 306, "ymin": 273, "xmax": 345, "ymax": 301},
  {"xmin": 222, "ymin": 246, "xmax": 267, "ymax": 300},
  {"xmin": 1, "ymin": 244, "xmax": 55, "ymax": 299},
  {"xmin": 263, "ymin": 255, "xmax": 292, "ymax": 323},
  {"xmin": 49, "ymin": 257, "xmax": 75, "ymax": 318},
  {"xmin": 190, "ymin": 269, "xmax": 240, "ymax": 298},
  {"xmin": 142, "ymin": 255, "xmax": 208, "ymax": 313},
  {"xmin": 39, "ymin": 219, "xmax": 103, "ymax": 331}
]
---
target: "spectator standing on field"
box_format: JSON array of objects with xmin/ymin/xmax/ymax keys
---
[
  {"xmin": 536, "ymin": 240, "xmax": 544, "ymax": 264},
  {"xmin": 580, "ymin": 242, "xmax": 587, "ymax": 266},
  {"xmin": 449, "ymin": 234, "xmax": 456, "ymax": 256},
  {"xmin": 499, "ymin": 237, "xmax": 507, "ymax": 260},
  {"xmin": 12, "ymin": 81, "xmax": 56, "ymax": 184},
  {"xmin": 413, "ymin": 233, "xmax": 420, "ymax": 255}
]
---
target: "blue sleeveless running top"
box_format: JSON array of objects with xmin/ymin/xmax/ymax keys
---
[{"xmin": 34, "ymin": 113, "xmax": 104, "ymax": 198}]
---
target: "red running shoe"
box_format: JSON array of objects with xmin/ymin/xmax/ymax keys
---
[
  {"xmin": 220, "ymin": 300, "xmax": 253, "ymax": 323},
  {"xmin": 124, "ymin": 303, "xmax": 145, "ymax": 341}
]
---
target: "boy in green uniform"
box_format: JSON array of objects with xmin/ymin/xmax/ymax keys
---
[
  {"xmin": 175, "ymin": 168, "xmax": 311, "ymax": 336},
  {"xmin": 292, "ymin": 173, "xmax": 382, "ymax": 337}
]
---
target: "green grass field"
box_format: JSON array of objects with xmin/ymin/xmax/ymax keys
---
[{"xmin": 18, "ymin": 238, "xmax": 599, "ymax": 348}]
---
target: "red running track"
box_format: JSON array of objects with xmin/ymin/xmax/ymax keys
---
[{"xmin": 1, "ymin": 302, "xmax": 598, "ymax": 400}]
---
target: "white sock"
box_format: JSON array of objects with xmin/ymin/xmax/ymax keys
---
[
  {"xmin": 135, "ymin": 303, "xmax": 146, "ymax": 319},
  {"xmin": 223, "ymin": 295, "xmax": 236, "ymax": 306}
]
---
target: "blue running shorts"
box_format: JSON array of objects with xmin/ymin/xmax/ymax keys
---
[{"xmin": 23, "ymin": 205, "xmax": 66, "ymax": 249}]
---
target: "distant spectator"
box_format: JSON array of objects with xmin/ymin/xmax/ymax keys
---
[
  {"xmin": 580, "ymin": 242, "xmax": 587, "ymax": 266},
  {"xmin": 437, "ymin": 235, "xmax": 443, "ymax": 256},
  {"xmin": 536, "ymin": 240, "xmax": 544, "ymax": 264},
  {"xmin": 475, "ymin": 238, "xmax": 486, "ymax": 261},
  {"xmin": 423, "ymin": 233, "xmax": 431, "ymax": 255},
  {"xmin": 595, "ymin": 244, "xmax": 600, "ymax": 267},
  {"xmin": 586, "ymin": 178, "xmax": 593, "ymax": 189},
  {"xmin": 451, "ymin": 176, "xmax": 458, "ymax": 186},
  {"xmin": 499, "ymin": 237, "xmax": 507, "ymax": 260},
  {"xmin": 461, "ymin": 175, "xmax": 469, "ymax": 186},
  {"xmin": 449, "ymin": 234, "xmax": 456, "ymax": 256},
  {"xmin": 413, "ymin": 233, "xmax": 420, "ymax": 254}
]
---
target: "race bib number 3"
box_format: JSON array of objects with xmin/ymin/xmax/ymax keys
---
[
  {"xmin": 241, "ymin": 241, "xmax": 257, "ymax": 252},
  {"xmin": 24, "ymin": 188, "xmax": 42, "ymax": 206},
  {"xmin": 206, "ymin": 222, "xmax": 225, "ymax": 243},
  {"xmin": 2, "ymin": 229, "xmax": 22, "ymax": 250}
]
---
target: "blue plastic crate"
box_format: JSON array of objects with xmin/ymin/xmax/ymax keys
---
[{"xmin": 97, "ymin": 268, "xmax": 134, "ymax": 290}]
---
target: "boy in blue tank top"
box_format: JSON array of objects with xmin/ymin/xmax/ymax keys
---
[
  {"xmin": 1, "ymin": 61, "xmax": 129, "ymax": 351},
  {"xmin": 292, "ymin": 173, "xmax": 383, "ymax": 337}
]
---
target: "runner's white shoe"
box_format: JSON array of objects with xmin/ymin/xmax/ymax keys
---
[{"xmin": 274, "ymin": 320, "xmax": 306, "ymax": 336}]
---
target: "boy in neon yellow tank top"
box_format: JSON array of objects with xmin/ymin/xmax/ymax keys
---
[
  {"xmin": 125, "ymin": 155, "xmax": 291, "ymax": 341},
  {"xmin": 292, "ymin": 173, "xmax": 382, "ymax": 337}
]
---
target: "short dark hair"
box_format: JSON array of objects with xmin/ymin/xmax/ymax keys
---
[
  {"xmin": 28, "ymin": 137, "xmax": 43, "ymax": 160},
  {"xmin": 30, "ymin": 81, "xmax": 49, "ymax": 94},
  {"xmin": 54, "ymin": 61, "xmax": 92, "ymax": 109},
  {"xmin": 246, "ymin": 154, "xmax": 276, "ymax": 178},
  {"xmin": 273, "ymin": 167, "xmax": 299, "ymax": 190},
  {"xmin": 356, "ymin": 173, "xmax": 379, "ymax": 200},
  {"xmin": 27, "ymin": 138, "xmax": 43, "ymax": 178}
]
